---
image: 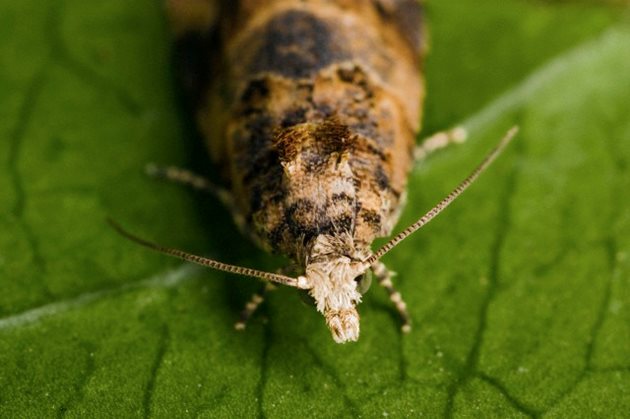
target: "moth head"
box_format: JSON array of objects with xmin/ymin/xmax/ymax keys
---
[
  {"xmin": 297, "ymin": 234, "xmax": 372, "ymax": 343},
  {"xmin": 300, "ymin": 258, "xmax": 370, "ymax": 343}
]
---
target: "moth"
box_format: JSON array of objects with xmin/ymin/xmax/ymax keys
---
[{"xmin": 111, "ymin": 0, "xmax": 516, "ymax": 343}]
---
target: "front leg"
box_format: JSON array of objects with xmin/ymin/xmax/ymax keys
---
[
  {"xmin": 145, "ymin": 164, "xmax": 255, "ymax": 242},
  {"xmin": 234, "ymin": 264, "xmax": 297, "ymax": 331},
  {"xmin": 234, "ymin": 283, "xmax": 276, "ymax": 331},
  {"xmin": 145, "ymin": 164, "xmax": 233, "ymax": 207},
  {"xmin": 371, "ymin": 261, "xmax": 412, "ymax": 333},
  {"xmin": 414, "ymin": 126, "xmax": 467, "ymax": 163}
]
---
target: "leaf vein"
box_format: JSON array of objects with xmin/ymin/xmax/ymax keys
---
[
  {"xmin": 541, "ymin": 217, "xmax": 618, "ymax": 413},
  {"xmin": 303, "ymin": 341, "xmax": 362, "ymax": 417},
  {"xmin": 143, "ymin": 324, "xmax": 170, "ymax": 419},
  {"xmin": 49, "ymin": 0, "xmax": 141, "ymax": 115},
  {"xmin": 476, "ymin": 373, "xmax": 539, "ymax": 418},
  {"xmin": 257, "ymin": 321, "xmax": 272, "ymax": 419},
  {"xmin": 444, "ymin": 118, "xmax": 524, "ymax": 418},
  {"xmin": 57, "ymin": 341, "xmax": 98, "ymax": 418}
]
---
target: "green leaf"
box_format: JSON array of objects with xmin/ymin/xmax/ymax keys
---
[{"xmin": 1, "ymin": 0, "xmax": 629, "ymax": 417}]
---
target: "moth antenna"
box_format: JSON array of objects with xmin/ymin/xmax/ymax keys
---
[
  {"xmin": 365, "ymin": 126, "xmax": 519, "ymax": 265},
  {"xmin": 107, "ymin": 218, "xmax": 307, "ymax": 288}
]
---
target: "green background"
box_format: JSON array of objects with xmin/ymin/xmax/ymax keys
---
[{"xmin": 1, "ymin": 0, "xmax": 629, "ymax": 417}]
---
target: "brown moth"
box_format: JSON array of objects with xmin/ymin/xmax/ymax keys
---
[{"xmin": 111, "ymin": 0, "xmax": 517, "ymax": 343}]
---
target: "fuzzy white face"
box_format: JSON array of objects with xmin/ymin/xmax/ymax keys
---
[
  {"xmin": 305, "ymin": 257, "xmax": 367, "ymax": 343},
  {"xmin": 302, "ymin": 234, "xmax": 371, "ymax": 343}
]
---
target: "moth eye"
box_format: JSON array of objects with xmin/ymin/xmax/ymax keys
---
[{"xmin": 354, "ymin": 271, "xmax": 372, "ymax": 294}]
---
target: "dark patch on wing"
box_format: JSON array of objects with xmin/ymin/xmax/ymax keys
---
[
  {"xmin": 285, "ymin": 199, "xmax": 315, "ymax": 219},
  {"xmin": 361, "ymin": 209, "xmax": 382, "ymax": 226},
  {"xmin": 348, "ymin": 114, "xmax": 379, "ymax": 143},
  {"xmin": 244, "ymin": 114, "xmax": 273, "ymax": 161},
  {"xmin": 336, "ymin": 65, "xmax": 374, "ymax": 99},
  {"xmin": 374, "ymin": 165, "xmax": 391, "ymax": 191},
  {"xmin": 313, "ymin": 119, "xmax": 353, "ymax": 155},
  {"xmin": 337, "ymin": 66, "xmax": 357, "ymax": 83},
  {"xmin": 274, "ymin": 124, "xmax": 309, "ymax": 163},
  {"xmin": 332, "ymin": 215, "xmax": 353, "ymax": 233},
  {"xmin": 268, "ymin": 225, "xmax": 287, "ymax": 252},
  {"xmin": 273, "ymin": 199, "xmax": 355, "ymax": 250},
  {"xmin": 275, "ymin": 118, "xmax": 354, "ymax": 167},
  {"xmin": 238, "ymin": 78, "xmax": 271, "ymax": 116},
  {"xmin": 313, "ymin": 102, "xmax": 334, "ymax": 120},
  {"xmin": 331, "ymin": 192, "xmax": 354, "ymax": 205},
  {"xmin": 333, "ymin": 67, "xmax": 381, "ymax": 142},
  {"xmin": 281, "ymin": 107, "xmax": 308, "ymax": 128},
  {"xmin": 283, "ymin": 199, "xmax": 323, "ymax": 245},
  {"xmin": 248, "ymin": 9, "xmax": 350, "ymax": 79},
  {"xmin": 240, "ymin": 78, "xmax": 270, "ymax": 103},
  {"xmin": 232, "ymin": 114, "xmax": 281, "ymax": 190}
]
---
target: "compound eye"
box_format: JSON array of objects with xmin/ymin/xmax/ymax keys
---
[{"xmin": 354, "ymin": 270, "xmax": 372, "ymax": 294}]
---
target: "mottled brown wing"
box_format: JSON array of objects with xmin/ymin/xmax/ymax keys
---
[
  {"xmin": 372, "ymin": 0, "xmax": 425, "ymax": 57},
  {"xmin": 172, "ymin": 1, "xmax": 425, "ymax": 256}
]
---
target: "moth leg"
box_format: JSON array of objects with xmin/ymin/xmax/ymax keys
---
[
  {"xmin": 234, "ymin": 283, "xmax": 276, "ymax": 331},
  {"xmin": 146, "ymin": 164, "xmax": 231, "ymax": 203},
  {"xmin": 414, "ymin": 126, "xmax": 468, "ymax": 163},
  {"xmin": 372, "ymin": 261, "xmax": 412, "ymax": 333},
  {"xmin": 145, "ymin": 164, "xmax": 251, "ymax": 238}
]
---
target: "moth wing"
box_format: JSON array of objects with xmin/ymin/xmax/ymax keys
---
[{"xmin": 373, "ymin": 0, "xmax": 425, "ymax": 57}]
